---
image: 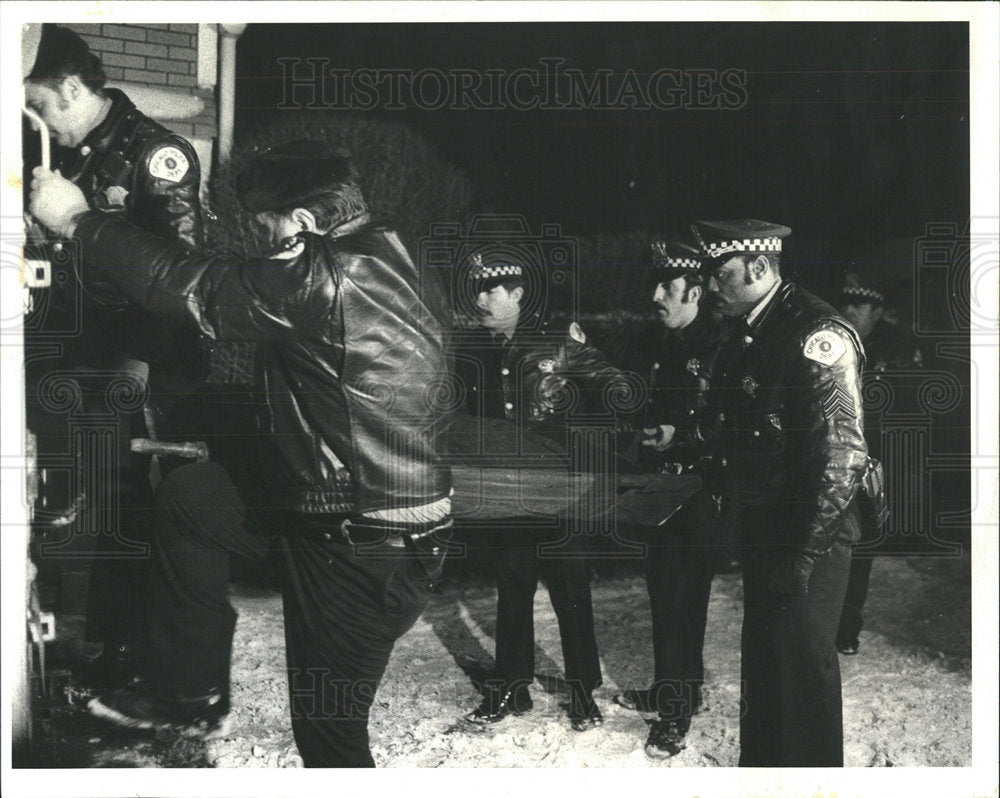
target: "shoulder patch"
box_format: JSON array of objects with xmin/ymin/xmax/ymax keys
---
[
  {"xmin": 803, "ymin": 329, "xmax": 848, "ymax": 366},
  {"xmin": 148, "ymin": 146, "xmax": 190, "ymax": 183},
  {"xmin": 568, "ymin": 322, "xmax": 587, "ymax": 344}
]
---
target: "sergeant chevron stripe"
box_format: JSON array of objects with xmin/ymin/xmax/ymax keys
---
[{"xmin": 821, "ymin": 382, "xmax": 857, "ymax": 420}]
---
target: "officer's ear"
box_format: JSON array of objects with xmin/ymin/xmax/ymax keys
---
[
  {"xmin": 289, "ymin": 207, "xmax": 319, "ymax": 234},
  {"xmin": 57, "ymin": 75, "xmax": 84, "ymax": 104},
  {"xmin": 686, "ymin": 283, "xmax": 702, "ymax": 305},
  {"xmin": 872, "ymin": 305, "xmax": 884, "ymax": 322},
  {"xmin": 747, "ymin": 255, "xmax": 770, "ymax": 283},
  {"xmin": 509, "ymin": 285, "xmax": 525, "ymax": 305}
]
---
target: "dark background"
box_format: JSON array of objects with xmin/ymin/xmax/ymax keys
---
[
  {"xmin": 233, "ymin": 22, "xmax": 971, "ymax": 550},
  {"xmin": 235, "ymin": 22, "xmax": 968, "ymax": 251}
]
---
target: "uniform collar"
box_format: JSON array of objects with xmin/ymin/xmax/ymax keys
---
[
  {"xmin": 745, "ymin": 277, "xmax": 782, "ymax": 328},
  {"xmin": 325, "ymin": 212, "xmax": 371, "ymax": 240},
  {"xmin": 81, "ymin": 89, "xmax": 137, "ymax": 155}
]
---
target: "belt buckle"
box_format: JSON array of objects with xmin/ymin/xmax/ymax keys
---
[
  {"xmin": 343, "ymin": 517, "xmax": 407, "ymax": 549},
  {"xmin": 339, "ymin": 517, "xmax": 355, "ymax": 545}
]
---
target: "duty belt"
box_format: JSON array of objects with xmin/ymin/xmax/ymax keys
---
[{"xmin": 303, "ymin": 515, "xmax": 454, "ymax": 551}]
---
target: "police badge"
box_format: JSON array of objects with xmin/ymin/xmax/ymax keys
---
[
  {"xmin": 686, "ymin": 358, "xmax": 700, "ymax": 376},
  {"xmin": 742, "ymin": 375, "xmax": 759, "ymax": 397},
  {"xmin": 103, "ymin": 185, "xmax": 130, "ymax": 208},
  {"xmin": 537, "ymin": 358, "xmax": 557, "ymax": 374}
]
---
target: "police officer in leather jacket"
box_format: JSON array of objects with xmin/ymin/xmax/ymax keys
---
[
  {"xmin": 25, "ymin": 25, "xmax": 204, "ymax": 355},
  {"xmin": 835, "ymin": 273, "xmax": 923, "ymax": 655},
  {"xmin": 25, "ymin": 24, "xmax": 204, "ymax": 684},
  {"xmin": 694, "ymin": 219, "xmax": 868, "ymax": 767},
  {"xmin": 613, "ymin": 240, "xmax": 727, "ymax": 759},
  {"xmin": 453, "ymin": 253, "xmax": 636, "ymax": 732},
  {"xmin": 31, "ymin": 141, "xmax": 453, "ymax": 767}
]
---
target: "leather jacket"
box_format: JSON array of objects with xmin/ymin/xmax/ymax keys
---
[
  {"xmin": 452, "ymin": 314, "xmax": 638, "ymax": 445},
  {"xmin": 37, "ymin": 88, "xmax": 205, "ymax": 380},
  {"xmin": 642, "ymin": 308, "xmax": 727, "ymax": 473},
  {"xmin": 710, "ymin": 281, "xmax": 868, "ymax": 558},
  {"xmin": 69, "ymin": 211, "xmax": 452, "ymax": 517},
  {"xmin": 860, "ymin": 318, "xmax": 924, "ymax": 461},
  {"xmin": 58, "ymin": 88, "xmax": 203, "ymax": 248}
]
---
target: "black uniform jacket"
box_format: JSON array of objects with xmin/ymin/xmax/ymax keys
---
[
  {"xmin": 859, "ymin": 318, "xmax": 924, "ymax": 461},
  {"xmin": 711, "ymin": 282, "xmax": 868, "ymax": 559},
  {"xmin": 643, "ymin": 308, "xmax": 727, "ymax": 472},
  {"xmin": 69, "ymin": 210, "xmax": 452, "ymax": 517},
  {"xmin": 41, "ymin": 87, "xmax": 205, "ymax": 378},
  {"xmin": 57, "ymin": 87, "xmax": 203, "ymax": 248},
  {"xmin": 452, "ymin": 314, "xmax": 637, "ymax": 447}
]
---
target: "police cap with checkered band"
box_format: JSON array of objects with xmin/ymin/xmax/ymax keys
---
[
  {"xmin": 690, "ymin": 219, "xmax": 792, "ymax": 263},
  {"xmin": 649, "ymin": 239, "xmax": 704, "ymax": 282},
  {"xmin": 839, "ymin": 271, "xmax": 886, "ymax": 307},
  {"xmin": 467, "ymin": 251, "xmax": 525, "ymax": 293}
]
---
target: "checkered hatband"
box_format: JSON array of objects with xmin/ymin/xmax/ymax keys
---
[{"xmin": 699, "ymin": 237, "xmax": 783, "ymax": 259}]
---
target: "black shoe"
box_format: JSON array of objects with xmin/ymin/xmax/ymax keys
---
[
  {"xmin": 88, "ymin": 680, "xmax": 231, "ymax": 739},
  {"xmin": 644, "ymin": 718, "xmax": 689, "ymax": 759},
  {"xmin": 464, "ymin": 687, "xmax": 533, "ymax": 724},
  {"xmin": 569, "ymin": 694, "xmax": 604, "ymax": 732},
  {"xmin": 837, "ymin": 638, "xmax": 860, "ymax": 655},
  {"xmin": 613, "ymin": 688, "xmax": 657, "ymax": 714},
  {"xmin": 615, "ymin": 686, "xmax": 705, "ymax": 716}
]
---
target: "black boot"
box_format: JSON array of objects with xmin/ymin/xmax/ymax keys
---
[{"xmin": 464, "ymin": 684, "xmax": 533, "ymax": 724}]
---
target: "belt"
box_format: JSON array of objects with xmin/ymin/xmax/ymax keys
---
[{"xmin": 300, "ymin": 515, "xmax": 453, "ymax": 552}]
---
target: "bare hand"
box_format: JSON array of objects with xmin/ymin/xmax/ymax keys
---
[
  {"xmin": 537, "ymin": 373, "xmax": 569, "ymax": 411},
  {"xmin": 640, "ymin": 424, "xmax": 676, "ymax": 451},
  {"xmin": 29, "ymin": 167, "xmax": 89, "ymax": 238}
]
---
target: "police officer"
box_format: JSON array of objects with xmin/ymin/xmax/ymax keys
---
[
  {"xmin": 613, "ymin": 240, "xmax": 726, "ymax": 758},
  {"xmin": 453, "ymin": 253, "xmax": 631, "ymax": 731},
  {"xmin": 31, "ymin": 141, "xmax": 453, "ymax": 767},
  {"xmin": 25, "ymin": 24, "xmax": 205, "ymax": 684},
  {"xmin": 836, "ymin": 272, "xmax": 922, "ymax": 655},
  {"xmin": 695, "ymin": 219, "xmax": 868, "ymax": 767}
]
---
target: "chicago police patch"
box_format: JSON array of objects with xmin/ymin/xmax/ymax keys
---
[
  {"xmin": 803, "ymin": 329, "xmax": 847, "ymax": 365},
  {"xmin": 568, "ymin": 322, "xmax": 587, "ymax": 344},
  {"xmin": 148, "ymin": 146, "xmax": 190, "ymax": 183}
]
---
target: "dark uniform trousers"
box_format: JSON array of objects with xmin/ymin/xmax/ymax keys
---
[
  {"xmin": 837, "ymin": 525, "xmax": 876, "ymax": 648},
  {"xmin": 490, "ymin": 524, "xmax": 602, "ymax": 702},
  {"xmin": 738, "ymin": 502, "xmax": 858, "ymax": 767},
  {"xmin": 144, "ymin": 462, "xmax": 443, "ymax": 767},
  {"xmin": 642, "ymin": 488, "xmax": 717, "ymax": 720}
]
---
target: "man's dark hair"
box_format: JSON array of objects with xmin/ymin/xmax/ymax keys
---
[
  {"xmin": 265, "ymin": 185, "xmax": 369, "ymax": 232},
  {"xmin": 680, "ymin": 272, "xmax": 703, "ymax": 301},
  {"xmin": 239, "ymin": 141, "xmax": 370, "ymax": 231},
  {"xmin": 708, "ymin": 252, "xmax": 780, "ymax": 283},
  {"xmin": 651, "ymin": 271, "xmax": 702, "ymax": 302},
  {"xmin": 27, "ymin": 24, "xmax": 107, "ymax": 94}
]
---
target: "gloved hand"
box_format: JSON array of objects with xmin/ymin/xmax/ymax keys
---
[{"xmin": 767, "ymin": 550, "xmax": 816, "ymax": 598}]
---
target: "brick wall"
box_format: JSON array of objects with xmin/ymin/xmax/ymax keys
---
[{"xmin": 67, "ymin": 23, "xmax": 217, "ymax": 143}]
